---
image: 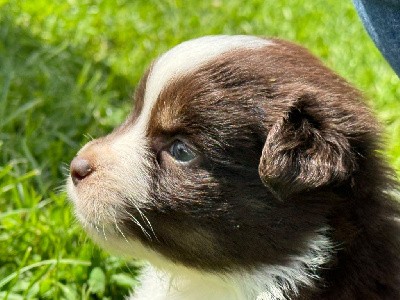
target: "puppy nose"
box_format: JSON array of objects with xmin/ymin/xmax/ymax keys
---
[{"xmin": 70, "ymin": 156, "xmax": 93, "ymax": 186}]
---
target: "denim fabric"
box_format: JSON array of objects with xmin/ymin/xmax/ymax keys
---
[{"xmin": 353, "ymin": 0, "xmax": 400, "ymax": 76}]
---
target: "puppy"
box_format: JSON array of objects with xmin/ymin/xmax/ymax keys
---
[{"xmin": 68, "ymin": 35, "xmax": 400, "ymax": 300}]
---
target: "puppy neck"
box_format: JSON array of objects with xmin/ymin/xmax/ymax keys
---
[{"xmin": 131, "ymin": 228, "xmax": 334, "ymax": 300}]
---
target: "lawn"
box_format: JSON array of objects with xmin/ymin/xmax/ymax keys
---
[{"xmin": 0, "ymin": 0, "xmax": 399, "ymax": 299}]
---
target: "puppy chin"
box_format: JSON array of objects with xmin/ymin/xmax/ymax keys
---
[
  {"xmin": 87, "ymin": 230, "xmax": 142, "ymax": 259},
  {"xmin": 67, "ymin": 178, "xmax": 122, "ymax": 241}
]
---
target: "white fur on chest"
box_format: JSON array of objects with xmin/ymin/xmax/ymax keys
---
[
  {"xmin": 130, "ymin": 265, "xmax": 250, "ymax": 300},
  {"xmin": 129, "ymin": 230, "xmax": 333, "ymax": 300}
]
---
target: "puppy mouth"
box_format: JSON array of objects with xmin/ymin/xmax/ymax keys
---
[
  {"xmin": 72, "ymin": 202, "xmax": 127, "ymax": 239},
  {"xmin": 68, "ymin": 178, "xmax": 157, "ymax": 245},
  {"xmin": 76, "ymin": 204, "xmax": 157, "ymax": 245}
]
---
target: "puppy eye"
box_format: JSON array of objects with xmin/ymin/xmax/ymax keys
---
[{"xmin": 169, "ymin": 140, "xmax": 196, "ymax": 163}]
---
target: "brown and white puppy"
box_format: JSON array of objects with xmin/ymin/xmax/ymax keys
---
[{"xmin": 68, "ymin": 35, "xmax": 400, "ymax": 300}]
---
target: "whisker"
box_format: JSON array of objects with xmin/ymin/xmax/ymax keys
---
[
  {"xmin": 84, "ymin": 133, "xmax": 95, "ymax": 142},
  {"xmin": 126, "ymin": 211, "xmax": 153, "ymax": 241},
  {"xmin": 102, "ymin": 224, "xmax": 108, "ymax": 241},
  {"xmin": 60, "ymin": 162, "xmax": 71, "ymax": 176},
  {"xmin": 54, "ymin": 184, "xmax": 67, "ymax": 193},
  {"xmin": 113, "ymin": 214, "xmax": 129, "ymax": 243},
  {"xmin": 132, "ymin": 203, "xmax": 158, "ymax": 242}
]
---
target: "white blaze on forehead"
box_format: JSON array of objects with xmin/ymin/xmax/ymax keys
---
[{"xmin": 139, "ymin": 35, "xmax": 272, "ymax": 129}]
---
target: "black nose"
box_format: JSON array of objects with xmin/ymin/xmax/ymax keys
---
[{"xmin": 70, "ymin": 156, "xmax": 93, "ymax": 186}]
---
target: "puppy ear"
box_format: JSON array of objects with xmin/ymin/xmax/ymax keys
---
[{"xmin": 259, "ymin": 94, "xmax": 357, "ymax": 197}]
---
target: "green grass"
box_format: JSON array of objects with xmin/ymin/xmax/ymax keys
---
[{"xmin": 0, "ymin": 0, "xmax": 399, "ymax": 298}]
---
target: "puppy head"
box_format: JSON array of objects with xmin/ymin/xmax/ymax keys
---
[{"xmin": 68, "ymin": 35, "xmax": 376, "ymax": 271}]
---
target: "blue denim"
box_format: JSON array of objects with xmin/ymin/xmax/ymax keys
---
[{"xmin": 353, "ymin": 0, "xmax": 400, "ymax": 76}]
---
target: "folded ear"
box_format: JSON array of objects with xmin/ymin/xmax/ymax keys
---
[{"xmin": 259, "ymin": 94, "xmax": 358, "ymax": 197}]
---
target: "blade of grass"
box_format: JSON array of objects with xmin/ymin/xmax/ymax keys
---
[
  {"xmin": 0, "ymin": 259, "xmax": 91, "ymax": 289},
  {"xmin": 0, "ymin": 69, "xmax": 13, "ymax": 122},
  {"xmin": 0, "ymin": 198, "xmax": 52, "ymax": 219},
  {"xmin": 0, "ymin": 99, "xmax": 41, "ymax": 130},
  {"xmin": 4, "ymin": 247, "xmax": 32, "ymax": 299}
]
